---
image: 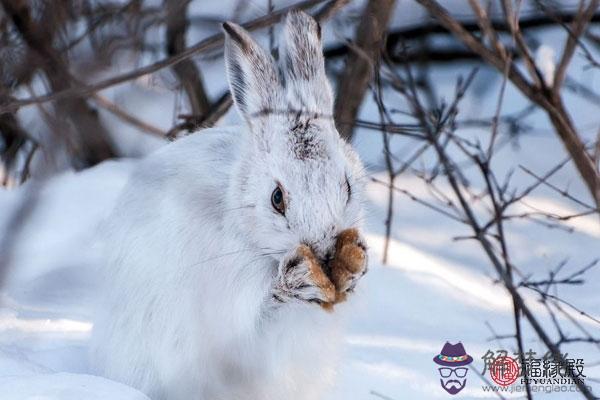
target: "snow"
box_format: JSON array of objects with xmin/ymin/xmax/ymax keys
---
[
  {"xmin": 1, "ymin": 372, "xmax": 150, "ymax": 400},
  {"xmin": 535, "ymin": 45, "xmax": 556, "ymax": 87},
  {"xmin": 2, "ymin": 159, "xmax": 598, "ymax": 399},
  {"xmin": 2, "ymin": 2, "xmax": 600, "ymax": 399}
]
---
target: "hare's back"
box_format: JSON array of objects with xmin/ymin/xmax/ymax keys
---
[
  {"xmin": 146, "ymin": 125, "xmax": 239, "ymax": 186},
  {"xmin": 112, "ymin": 126, "xmax": 241, "ymax": 229}
]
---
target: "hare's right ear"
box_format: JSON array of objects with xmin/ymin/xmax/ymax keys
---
[
  {"xmin": 280, "ymin": 11, "xmax": 333, "ymax": 113},
  {"xmin": 222, "ymin": 22, "xmax": 282, "ymax": 124}
]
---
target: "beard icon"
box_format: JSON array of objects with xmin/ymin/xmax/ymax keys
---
[{"xmin": 440, "ymin": 377, "xmax": 467, "ymax": 395}]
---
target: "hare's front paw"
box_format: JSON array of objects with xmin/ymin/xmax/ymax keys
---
[
  {"xmin": 329, "ymin": 228, "xmax": 368, "ymax": 303},
  {"xmin": 273, "ymin": 245, "xmax": 336, "ymax": 309}
]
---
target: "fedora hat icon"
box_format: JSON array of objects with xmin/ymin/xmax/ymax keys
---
[{"xmin": 433, "ymin": 342, "xmax": 473, "ymax": 367}]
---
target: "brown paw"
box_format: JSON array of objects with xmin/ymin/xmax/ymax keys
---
[
  {"xmin": 274, "ymin": 245, "xmax": 336, "ymax": 309},
  {"xmin": 329, "ymin": 229, "xmax": 368, "ymax": 303}
]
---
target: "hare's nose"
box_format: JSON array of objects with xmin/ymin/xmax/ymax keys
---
[
  {"xmin": 302, "ymin": 224, "xmax": 338, "ymax": 261},
  {"xmin": 305, "ymin": 241, "xmax": 335, "ymax": 266}
]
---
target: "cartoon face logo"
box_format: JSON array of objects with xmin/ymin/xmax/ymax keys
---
[{"xmin": 433, "ymin": 342, "xmax": 473, "ymax": 395}]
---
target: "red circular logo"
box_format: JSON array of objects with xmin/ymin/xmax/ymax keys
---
[{"xmin": 490, "ymin": 356, "xmax": 520, "ymax": 386}]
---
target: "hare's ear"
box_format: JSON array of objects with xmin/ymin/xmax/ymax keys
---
[
  {"xmin": 222, "ymin": 22, "xmax": 282, "ymax": 122},
  {"xmin": 280, "ymin": 11, "xmax": 333, "ymax": 113}
]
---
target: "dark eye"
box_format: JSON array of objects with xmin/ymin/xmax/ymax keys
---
[
  {"xmin": 345, "ymin": 176, "xmax": 352, "ymax": 204},
  {"xmin": 271, "ymin": 186, "xmax": 286, "ymax": 215}
]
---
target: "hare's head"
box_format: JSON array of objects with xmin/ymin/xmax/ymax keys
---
[{"xmin": 223, "ymin": 11, "xmax": 365, "ymax": 263}]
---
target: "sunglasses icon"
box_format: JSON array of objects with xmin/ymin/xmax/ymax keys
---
[{"xmin": 438, "ymin": 367, "xmax": 468, "ymax": 378}]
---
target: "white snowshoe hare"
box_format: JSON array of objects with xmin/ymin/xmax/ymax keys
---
[{"xmin": 91, "ymin": 11, "xmax": 368, "ymax": 400}]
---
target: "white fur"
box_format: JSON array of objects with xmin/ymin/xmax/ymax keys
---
[{"xmin": 91, "ymin": 11, "xmax": 366, "ymax": 400}]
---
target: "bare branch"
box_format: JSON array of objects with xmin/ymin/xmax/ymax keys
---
[
  {"xmin": 334, "ymin": 0, "xmax": 396, "ymax": 141},
  {"xmin": 166, "ymin": 0, "xmax": 211, "ymax": 116},
  {"xmin": 553, "ymin": 0, "xmax": 600, "ymax": 91},
  {"xmin": 416, "ymin": 0, "xmax": 600, "ymax": 209},
  {"xmin": 1, "ymin": 0, "xmax": 117, "ymax": 167},
  {"xmin": 0, "ymin": 0, "xmax": 329, "ymax": 114},
  {"xmin": 91, "ymin": 94, "xmax": 166, "ymax": 137}
]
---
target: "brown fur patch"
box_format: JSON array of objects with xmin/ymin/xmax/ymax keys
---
[
  {"xmin": 329, "ymin": 228, "xmax": 367, "ymax": 304},
  {"xmin": 297, "ymin": 245, "xmax": 336, "ymax": 307}
]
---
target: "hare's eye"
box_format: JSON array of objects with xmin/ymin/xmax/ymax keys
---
[
  {"xmin": 345, "ymin": 175, "xmax": 352, "ymax": 204},
  {"xmin": 271, "ymin": 186, "xmax": 286, "ymax": 215},
  {"xmin": 346, "ymin": 178, "xmax": 352, "ymax": 203}
]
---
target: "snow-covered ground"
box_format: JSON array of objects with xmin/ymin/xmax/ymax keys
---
[
  {"xmin": 1, "ymin": 1, "xmax": 600, "ymax": 399},
  {"xmin": 1, "ymin": 156, "xmax": 598, "ymax": 399}
]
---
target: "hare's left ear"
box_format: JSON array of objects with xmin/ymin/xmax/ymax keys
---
[
  {"xmin": 280, "ymin": 11, "xmax": 333, "ymax": 113},
  {"xmin": 222, "ymin": 21, "xmax": 282, "ymax": 124}
]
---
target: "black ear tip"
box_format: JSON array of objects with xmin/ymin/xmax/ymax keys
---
[
  {"xmin": 315, "ymin": 20, "xmax": 322, "ymax": 40},
  {"xmin": 222, "ymin": 22, "xmax": 234, "ymax": 35},
  {"xmin": 222, "ymin": 22, "xmax": 247, "ymax": 49}
]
